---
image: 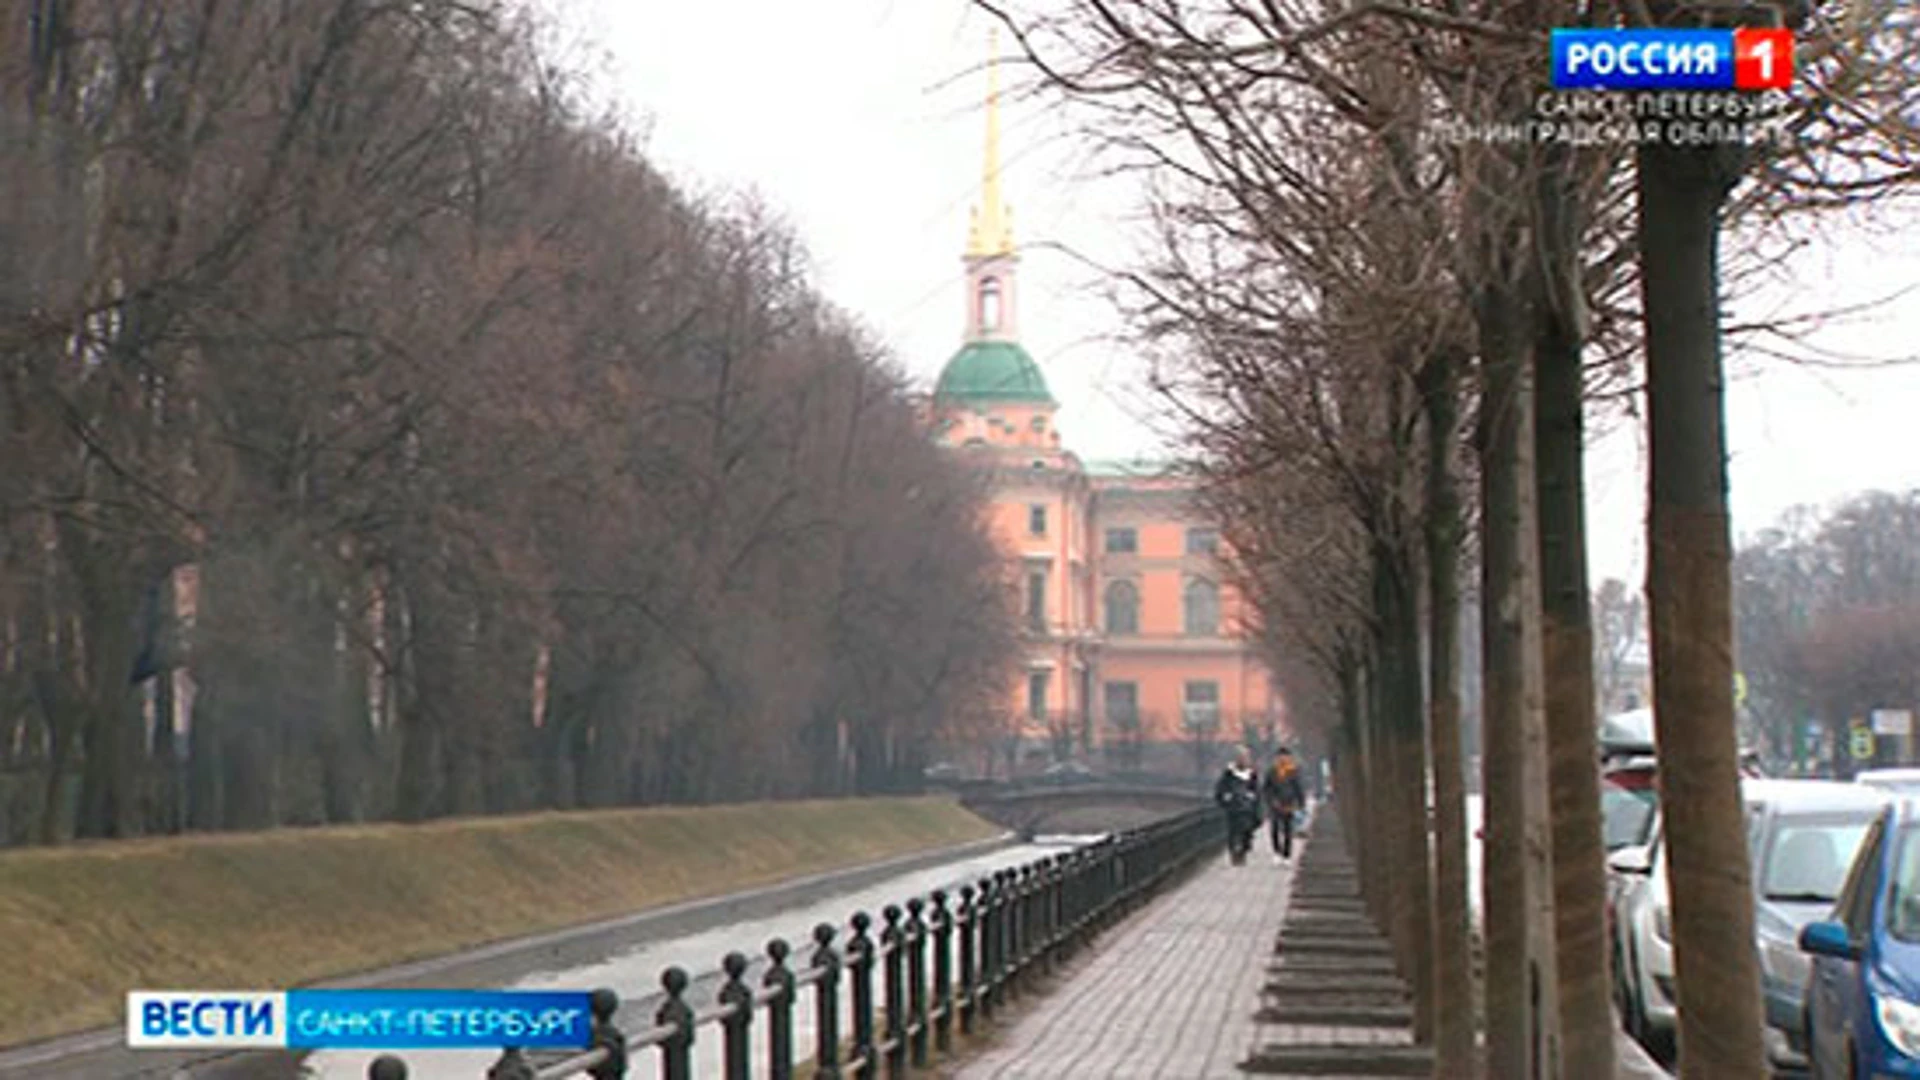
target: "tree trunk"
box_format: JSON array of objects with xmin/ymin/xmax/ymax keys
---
[
  {"xmin": 1533, "ymin": 143, "xmax": 1616, "ymax": 1078},
  {"xmin": 1478, "ymin": 289, "xmax": 1557, "ymax": 1079},
  {"xmin": 1337, "ymin": 655, "xmax": 1366, "ymax": 879},
  {"xmin": 187, "ymin": 677, "xmax": 224, "ymax": 831},
  {"xmin": 1354, "ymin": 657, "xmax": 1390, "ymax": 931},
  {"xmin": 1420, "ymin": 349, "xmax": 1478, "ymax": 1075},
  {"xmin": 74, "ymin": 589, "xmax": 143, "ymax": 840},
  {"xmin": 31, "ymin": 669, "xmax": 76, "ymax": 844},
  {"xmin": 1637, "ymin": 134, "xmax": 1767, "ymax": 1078},
  {"xmin": 1375, "ymin": 538, "xmax": 1434, "ymax": 1043}
]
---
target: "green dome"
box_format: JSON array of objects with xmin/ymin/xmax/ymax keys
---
[{"xmin": 934, "ymin": 340, "xmax": 1054, "ymax": 405}]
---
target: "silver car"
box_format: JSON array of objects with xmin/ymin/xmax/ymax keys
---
[
  {"xmin": 1856, "ymin": 767, "xmax": 1920, "ymax": 796},
  {"xmin": 1611, "ymin": 778, "xmax": 1888, "ymax": 1068}
]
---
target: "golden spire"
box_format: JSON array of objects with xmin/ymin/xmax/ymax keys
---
[{"xmin": 966, "ymin": 25, "xmax": 1014, "ymax": 259}]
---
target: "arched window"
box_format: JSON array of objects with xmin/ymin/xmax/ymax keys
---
[
  {"xmin": 1104, "ymin": 580, "xmax": 1140, "ymax": 635},
  {"xmin": 1184, "ymin": 578, "xmax": 1220, "ymax": 636},
  {"xmin": 979, "ymin": 277, "xmax": 1002, "ymax": 331}
]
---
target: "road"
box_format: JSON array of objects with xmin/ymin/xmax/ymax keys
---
[{"xmin": 301, "ymin": 837, "xmax": 1096, "ymax": 1079}]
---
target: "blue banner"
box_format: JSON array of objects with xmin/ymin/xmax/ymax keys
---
[
  {"xmin": 1551, "ymin": 29, "xmax": 1734, "ymax": 90},
  {"xmin": 286, "ymin": 990, "xmax": 594, "ymax": 1049}
]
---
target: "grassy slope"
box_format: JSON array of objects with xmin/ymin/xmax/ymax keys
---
[{"xmin": 0, "ymin": 796, "xmax": 999, "ymax": 1047}]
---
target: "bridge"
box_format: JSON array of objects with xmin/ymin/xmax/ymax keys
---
[{"xmin": 953, "ymin": 781, "xmax": 1213, "ymax": 835}]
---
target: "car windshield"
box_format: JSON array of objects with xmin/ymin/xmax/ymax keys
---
[
  {"xmin": 1760, "ymin": 813, "xmax": 1875, "ymax": 903},
  {"xmin": 1891, "ymin": 826, "xmax": 1920, "ymax": 943},
  {"xmin": 1602, "ymin": 786, "xmax": 1658, "ymax": 850}
]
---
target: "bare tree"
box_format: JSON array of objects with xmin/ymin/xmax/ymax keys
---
[{"xmin": 1, "ymin": 0, "xmax": 1020, "ymax": 843}]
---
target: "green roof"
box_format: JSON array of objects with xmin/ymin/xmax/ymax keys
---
[{"xmin": 934, "ymin": 340, "xmax": 1054, "ymax": 405}]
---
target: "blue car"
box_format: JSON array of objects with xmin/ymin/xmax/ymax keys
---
[{"xmin": 1800, "ymin": 796, "xmax": 1920, "ymax": 1077}]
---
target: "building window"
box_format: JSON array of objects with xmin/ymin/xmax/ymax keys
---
[
  {"xmin": 980, "ymin": 277, "xmax": 1002, "ymax": 332},
  {"xmin": 1029, "ymin": 504, "xmax": 1047, "ymax": 536},
  {"xmin": 1186, "ymin": 527, "xmax": 1219, "ymax": 555},
  {"xmin": 1184, "ymin": 578, "xmax": 1220, "ymax": 636},
  {"xmin": 1027, "ymin": 568, "xmax": 1048, "ymax": 632},
  {"xmin": 1028, "ymin": 671, "xmax": 1050, "ymax": 720},
  {"xmin": 1104, "ymin": 527, "xmax": 1137, "ymax": 554},
  {"xmin": 1103, "ymin": 579, "xmax": 1140, "ymax": 635},
  {"xmin": 1183, "ymin": 680, "xmax": 1220, "ymax": 730},
  {"xmin": 1105, "ymin": 682, "xmax": 1139, "ymax": 727},
  {"xmin": 1030, "ymin": 415, "xmax": 1046, "ymax": 433}
]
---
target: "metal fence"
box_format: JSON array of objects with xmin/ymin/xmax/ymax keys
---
[{"xmin": 364, "ymin": 805, "xmax": 1219, "ymax": 1080}]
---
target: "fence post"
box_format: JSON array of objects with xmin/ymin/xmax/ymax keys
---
[
  {"xmin": 848, "ymin": 911, "xmax": 878, "ymax": 1080},
  {"xmin": 975, "ymin": 876, "xmax": 998, "ymax": 1021},
  {"xmin": 764, "ymin": 937, "xmax": 796, "ymax": 1080},
  {"xmin": 1039, "ymin": 856, "xmax": 1060, "ymax": 973},
  {"xmin": 487, "ymin": 1049, "xmax": 535, "ymax": 1080},
  {"xmin": 1062, "ymin": 850, "xmax": 1080, "ymax": 946},
  {"xmin": 881, "ymin": 905, "xmax": 907, "ymax": 1076},
  {"xmin": 999, "ymin": 868, "xmax": 1019, "ymax": 999},
  {"xmin": 1030, "ymin": 858, "xmax": 1047, "ymax": 968},
  {"xmin": 587, "ymin": 988, "xmax": 627, "ymax": 1080},
  {"xmin": 656, "ymin": 966, "xmax": 695, "ymax": 1080},
  {"xmin": 1006, "ymin": 868, "xmax": 1027, "ymax": 998},
  {"xmin": 905, "ymin": 896, "xmax": 930, "ymax": 1068},
  {"xmin": 811, "ymin": 923, "xmax": 843, "ymax": 1080},
  {"xmin": 991, "ymin": 871, "xmax": 1013, "ymax": 1008},
  {"xmin": 954, "ymin": 884, "xmax": 976, "ymax": 1036},
  {"xmin": 719, "ymin": 951, "xmax": 753, "ymax": 1080}
]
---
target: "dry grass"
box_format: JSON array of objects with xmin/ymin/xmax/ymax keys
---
[{"xmin": 0, "ymin": 796, "xmax": 999, "ymax": 1048}]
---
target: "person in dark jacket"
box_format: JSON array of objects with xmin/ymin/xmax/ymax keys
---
[
  {"xmin": 1262, "ymin": 746, "xmax": 1307, "ymax": 861},
  {"xmin": 1214, "ymin": 745, "xmax": 1262, "ymax": 866}
]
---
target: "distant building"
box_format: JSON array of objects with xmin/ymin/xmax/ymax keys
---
[{"xmin": 914, "ymin": 45, "xmax": 1281, "ymax": 774}]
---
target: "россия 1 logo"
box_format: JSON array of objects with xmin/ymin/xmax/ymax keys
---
[{"xmin": 1551, "ymin": 28, "xmax": 1793, "ymax": 91}]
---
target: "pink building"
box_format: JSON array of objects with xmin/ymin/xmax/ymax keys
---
[{"xmin": 918, "ymin": 52, "xmax": 1282, "ymax": 773}]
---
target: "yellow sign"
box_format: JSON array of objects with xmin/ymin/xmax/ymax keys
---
[{"xmin": 1850, "ymin": 726, "xmax": 1876, "ymax": 761}]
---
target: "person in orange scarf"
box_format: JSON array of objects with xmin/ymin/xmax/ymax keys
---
[{"xmin": 1262, "ymin": 746, "xmax": 1307, "ymax": 862}]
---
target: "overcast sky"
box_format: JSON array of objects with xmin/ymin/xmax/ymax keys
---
[{"xmin": 551, "ymin": 0, "xmax": 1920, "ymax": 586}]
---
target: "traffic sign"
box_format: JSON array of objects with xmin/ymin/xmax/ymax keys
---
[
  {"xmin": 1872, "ymin": 709, "xmax": 1913, "ymax": 737},
  {"xmin": 1850, "ymin": 726, "xmax": 1877, "ymax": 761}
]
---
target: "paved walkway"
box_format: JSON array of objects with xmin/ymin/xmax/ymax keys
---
[
  {"xmin": 949, "ymin": 806, "xmax": 1672, "ymax": 1080},
  {"xmin": 950, "ymin": 835, "xmax": 1298, "ymax": 1078}
]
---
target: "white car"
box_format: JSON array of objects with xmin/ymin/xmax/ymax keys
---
[
  {"xmin": 1855, "ymin": 767, "xmax": 1920, "ymax": 796},
  {"xmin": 1610, "ymin": 778, "xmax": 1887, "ymax": 1065}
]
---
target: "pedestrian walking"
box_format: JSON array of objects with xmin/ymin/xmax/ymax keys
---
[
  {"xmin": 1262, "ymin": 746, "xmax": 1307, "ymax": 862},
  {"xmin": 1214, "ymin": 745, "xmax": 1262, "ymax": 866}
]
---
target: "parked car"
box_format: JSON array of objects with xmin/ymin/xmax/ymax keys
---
[
  {"xmin": 1800, "ymin": 795, "xmax": 1920, "ymax": 1078},
  {"xmin": 1603, "ymin": 755, "xmax": 1660, "ymax": 852},
  {"xmin": 1612, "ymin": 778, "xmax": 1886, "ymax": 1066},
  {"xmin": 1601, "ymin": 756, "xmax": 1660, "ymax": 953},
  {"xmin": 1039, "ymin": 760, "xmax": 1096, "ymax": 785},
  {"xmin": 1857, "ymin": 768, "xmax": 1920, "ymax": 796},
  {"xmin": 1601, "ymin": 707, "xmax": 1657, "ymax": 760}
]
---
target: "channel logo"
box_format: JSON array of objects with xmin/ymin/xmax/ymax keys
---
[
  {"xmin": 128, "ymin": 989, "xmax": 595, "ymax": 1050},
  {"xmin": 1551, "ymin": 28, "xmax": 1793, "ymax": 91}
]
